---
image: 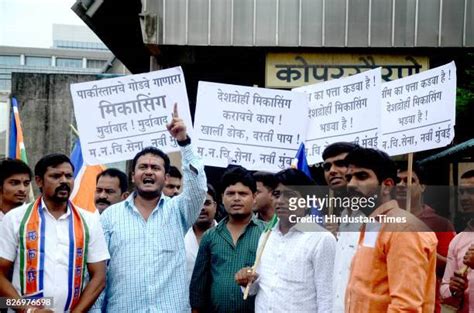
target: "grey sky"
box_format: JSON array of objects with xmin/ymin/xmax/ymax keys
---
[{"xmin": 0, "ymin": 0, "xmax": 84, "ymax": 48}]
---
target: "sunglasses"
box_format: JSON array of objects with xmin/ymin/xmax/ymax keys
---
[
  {"xmin": 204, "ymin": 200, "xmax": 216, "ymax": 206},
  {"xmin": 323, "ymin": 159, "xmax": 347, "ymax": 172}
]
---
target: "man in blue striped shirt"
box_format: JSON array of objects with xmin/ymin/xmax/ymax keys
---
[{"xmin": 93, "ymin": 104, "xmax": 207, "ymax": 312}]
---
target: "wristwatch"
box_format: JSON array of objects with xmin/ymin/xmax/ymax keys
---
[{"xmin": 177, "ymin": 135, "xmax": 191, "ymax": 147}]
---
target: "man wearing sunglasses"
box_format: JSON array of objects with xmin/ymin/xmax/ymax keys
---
[{"xmin": 235, "ymin": 168, "xmax": 336, "ymax": 313}]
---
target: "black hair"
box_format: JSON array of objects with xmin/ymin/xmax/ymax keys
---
[
  {"xmin": 274, "ymin": 168, "xmax": 315, "ymax": 187},
  {"xmin": 34, "ymin": 154, "xmax": 74, "ymax": 179},
  {"xmin": 274, "ymin": 168, "xmax": 316, "ymax": 200},
  {"xmin": 322, "ymin": 142, "xmax": 358, "ymax": 160},
  {"xmin": 397, "ymin": 162, "xmax": 426, "ymax": 184},
  {"xmin": 96, "ymin": 168, "xmax": 129, "ymax": 193},
  {"xmin": 253, "ymin": 171, "xmax": 278, "ymax": 191},
  {"xmin": 0, "ymin": 158, "xmax": 32, "ymax": 186},
  {"xmin": 345, "ymin": 147, "xmax": 399, "ymax": 184},
  {"xmin": 220, "ymin": 166, "xmax": 256, "ymax": 193},
  {"xmin": 207, "ymin": 183, "xmax": 217, "ymax": 202},
  {"xmin": 461, "ymin": 170, "xmax": 474, "ymax": 179},
  {"xmin": 131, "ymin": 147, "xmax": 170, "ymax": 173},
  {"xmin": 168, "ymin": 166, "xmax": 182, "ymax": 179}
]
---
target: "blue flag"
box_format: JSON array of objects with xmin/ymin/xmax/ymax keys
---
[{"xmin": 293, "ymin": 142, "xmax": 312, "ymax": 179}]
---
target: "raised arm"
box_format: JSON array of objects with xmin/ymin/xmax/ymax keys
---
[{"xmin": 168, "ymin": 103, "xmax": 207, "ymax": 229}]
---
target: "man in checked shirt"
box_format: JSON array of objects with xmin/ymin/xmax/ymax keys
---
[{"xmin": 91, "ymin": 104, "xmax": 207, "ymax": 312}]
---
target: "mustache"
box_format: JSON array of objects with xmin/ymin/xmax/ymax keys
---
[
  {"xmin": 96, "ymin": 199, "xmax": 111, "ymax": 206},
  {"xmin": 54, "ymin": 184, "xmax": 71, "ymax": 194}
]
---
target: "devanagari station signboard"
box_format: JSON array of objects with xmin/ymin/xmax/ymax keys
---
[
  {"xmin": 194, "ymin": 82, "xmax": 308, "ymax": 172},
  {"xmin": 293, "ymin": 68, "xmax": 382, "ymax": 164},
  {"xmin": 70, "ymin": 66, "xmax": 192, "ymax": 165},
  {"xmin": 379, "ymin": 62, "xmax": 456, "ymax": 156}
]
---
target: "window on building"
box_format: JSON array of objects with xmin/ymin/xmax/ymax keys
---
[
  {"xmin": 0, "ymin": 70, "xmax": 11, "ymax": 91},
  {"xmin": 25, "ymin": 56, "xmax": 51, "ymax": 67},
  {"xmin": 56, "ymin": 58, "xmax": 82, "ymax": 68},
  {"xmin": 0, "ymin": 101, "xmax": 9, "ymax": 158},
  {"xmin": 0, "ymin": 55, "xmax": 21, "ymax": 65},
  {"xmin": 87, "ymin": 59, "xmax": 107, "ymax": 69}
]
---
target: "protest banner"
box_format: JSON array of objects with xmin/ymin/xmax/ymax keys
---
[
  {"xmin": 194, "ymin": 82, "xmax": 308, "ymax": 171},
  {"xmin": 70, "ymin": 66, "xmax": 192, "ymax": 165},
  {"xmin": 293, "ymin": 68, "xmax": 382, "ymax": 164},
  {"xmin": 379, "ymin": 62, "xmax": 456, "ymax": 156}
]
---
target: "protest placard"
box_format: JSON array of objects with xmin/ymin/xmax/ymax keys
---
[
  {"xmin": 379, "ymin": 62, "xmax": 456, "ymax": 156},
  {"xmin": 70, "ymin": 66, "xmax": 192, "ymax": 165},
  {"xmin": 293, "ymin": 68, "xmax": 382, "ymax": 164},
  {"xmin": 194, "ymin": 82, "xmax": 309, "ymax": 171}
]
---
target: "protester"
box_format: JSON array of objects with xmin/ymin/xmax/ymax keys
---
[
  {"xmin": 163, "ymin": 165, "xmax": 183, "ymax": 197},
  {"xmin": 0, "ymin": 153, "xmax": 109, "ymax": 312},
  {"xmin": 95, "ymin": 104, "xmax": 207, "ymax": 312},
  {"xmin": 184, "ymin": 183, "xmax": 218, "ymax": 283},
  {"xmin": 190, "ymin": 166, "xmax": 265, "ymax": 313},
  {"xmin": 344, "ymin": 147, "xmax": 437, "ymax": 312},
  {"xmin": 94, "ymin": 168, "xmax": 129, "ymax": 213},
  {"xmin": 397, "ymin": 163, "xmax": 456, "ymax": 313},
  {"xmin": 440, "ymin": 170, "xmax": 474, "ymax": 312},
  {"xmin": 455, "ymin": 169, "xmax": 474, "ymax": 232},
  {"xmin": 0, "ymin": 158, "xmax": 32, "ymax": 223},
  {"xmin": 321, "ymin": 142, "xmax": 361, "ymax": 313},
  {"xmin": 252, "ymin": 171, "xmax": 278, "ymax": 222},
  {"xmin": 322, "ymin": 142, "xmax": 358, "ymax": 196},
  {"xmin": 235, "ymin": 168, "xmax": 336, "ymax": 313}
]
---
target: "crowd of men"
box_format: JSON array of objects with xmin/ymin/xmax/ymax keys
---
[{"xmin": 0, "ymin": 107, "xmax": 473, "ymax": 313}]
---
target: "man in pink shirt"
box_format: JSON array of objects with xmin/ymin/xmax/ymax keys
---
[{"xmin": 440, "ymin": 170, "xmax": 474, "ymax": 312}]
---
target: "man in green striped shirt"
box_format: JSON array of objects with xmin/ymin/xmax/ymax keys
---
[{"xmin": 190, "ymin": 166, "xmax": 265, "ymax": 313}]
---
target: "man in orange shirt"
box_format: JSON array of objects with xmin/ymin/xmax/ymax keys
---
[{"xmin": 344, "ymin": 147, "xmax": 438, "ymax": 312}]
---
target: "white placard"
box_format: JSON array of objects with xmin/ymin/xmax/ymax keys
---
[
  {"xmin": 293, "ymin": 68, "xmax": 382, "ymax": 163},
  {"xmin": 194, "ymin": 82, "xmax": 309, "ymax": 172},
  {"xmin": 70, "ymin": 67, "xmax": 192, "ymax": 165},
  {"xmin": 379, "ymin": 62, "xmax": 456, "ymax": 156}
]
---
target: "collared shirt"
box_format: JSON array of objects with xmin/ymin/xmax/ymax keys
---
[
  {"xmin": 249, "ymin": 222, "xmax": 336, "ymax": 313},
  {"xmin": 184, "ymin": 220, "xmax": 217, "ymax": 283},
  {"xmin": 440, "ymin": 223, "xmax": 474, "ymax": 313},
  {"xmin": 97, "ymin": 145, "xmax": 207, "ymax": 313},
  {"xmin": 345, "ymin": 200, "xmax": 438, "ymax": 313},
  {"xmin": 0, "ymin": 198, "xmax": 109, "ymax": 312},
  {"xmin": 0, "ymin": 211, "xmax": 4, "ymax": 223},
  {"xmin": 190, "ymin": 216, "xmax": 265, "ymax": 313},
  {"xmin": 332, "ymin": 209, "xmax": 365, "ymax": 313}
]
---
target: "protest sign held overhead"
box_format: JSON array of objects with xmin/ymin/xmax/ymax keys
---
[
  {"xmin": 293, "ymin": 68, "xmax": 382, "ymax": 164},
  {"xmin": 194, "ymin": 82, "xmax": 308, "ymax": 172},
  {"xmin": 70, "ymin": 66, "xmax": 192, "ymax": 165},
  {"xmin": 379, "ymin": 62, "xmax": 456, "ymax": 156}
]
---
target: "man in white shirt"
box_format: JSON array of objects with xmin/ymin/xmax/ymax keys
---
[
  {"xmin": 0, "ymin": 158, "xmax": 32, "ymax": 223},
  {"xmin": 0, "ymin": 153, "xmax": 109, "ymax": 312},
  {"xmin": 235, "ymin": 168, "xmax": 336, "ymax": 313},
  {"xmin": 184, "ymin": 184, "xmax": 218, "ymax": 283},
  {"xmin": 321, "ymin": 142, "xmax": 362, "ymax": 313}
]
